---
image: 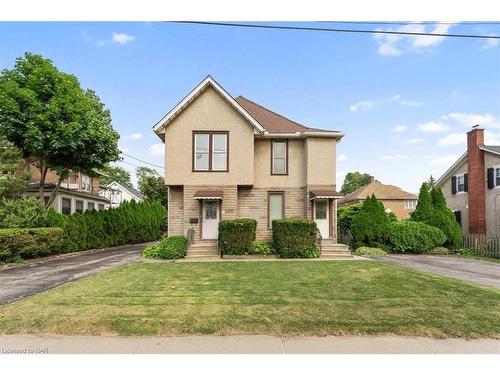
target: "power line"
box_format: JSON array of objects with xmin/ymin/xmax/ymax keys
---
[
  {"xmin": 320, "ymin": 21, "xmax": 500, "ymax": 26},
  {"xmin": 171, "ymin": 21, "xmax": 500, "ymax": 39},
  {"xmin": 120, "ymin": 151, "xmax": 164, "ymax": 169},
  {"xmin": 117, "ymin": 159, "xmax": 164, "ymax": 175}
]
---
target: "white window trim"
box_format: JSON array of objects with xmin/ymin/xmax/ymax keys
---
[
  {"xmin": 211, "ymin": 133, "xmax": 228, "ymax": 171},
  {"xmin": 493, "ymin": 165, "xmax": 500, "ymax": 189},
  {"xmin": 194, "ymin": 133, "xmax": 210, "ymax": 171},
  {"xmin": 404, "ymin": 200, "xmax": 417, "ymax": 209},
  {"xmin": 455, "ymin": 173, "xmax": 466, "ymax": 194},
  {"xmin": 271, "ymin": 139, "xmax": 288, "ymax": 175}
]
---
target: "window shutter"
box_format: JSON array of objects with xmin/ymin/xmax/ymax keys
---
[
  {"xmin": 451, "ymin": 176, "xmax": 457, "ymax": 195},
  {"xmin": 464, "ymin": 173, "xmax": 468, "ymax": 192},
  {"xmin": 454, "ymin": 210, "xmax": 461, "ymax": 226},
  {"xmin": 487, "ymin": 168, "xmax": 494, "ymax": 189}
]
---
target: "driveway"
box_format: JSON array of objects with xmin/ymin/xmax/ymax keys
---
[
  {"xmin": 369, "ymin": 254, "xmax": 500, "ymax": 288},
  {"xmin": 0, "ymin": 242, "xmax": 154, "ymax": 305}
]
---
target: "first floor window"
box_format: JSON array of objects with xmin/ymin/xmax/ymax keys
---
[
  {"xmin": 193, "ymin": 132, "xmax": 228, "ymax": 171},
  {"xmin": 75, "ymin": 200, "xmax": 84, "ymax": 213},
  {"xmin": 404, "ymin": 200, "xmax": 417, "ymax": 209},
  {"xmin": 62, "ymin": 198, "xmax": 71, "ymax": 215},
  {"xmin": 98, "ymin": 203, "xmax": 105, "ymax": 211},
  {"xmin": 87, "ymin": 202, "xmax": 95, "ymax": 211},
  {"xmin": 268, "ymin": 192, "xmax": 284, "ymax": 227}
]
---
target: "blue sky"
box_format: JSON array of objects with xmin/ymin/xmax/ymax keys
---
[{"xmin": 1, "ymin": 22, "xmax": 499, "ymax": 192}]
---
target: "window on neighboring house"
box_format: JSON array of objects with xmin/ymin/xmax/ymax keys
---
[
  {"xmin": 193, "ymin": 132, "xmax": 228, "ymax": 171},
  {"xmin": 454, "ymin": 210, "xmax": 462, "ymax": 226},
  {"xmin": 496, "ymin": 167, "xmax": 500, "ymax": 187},
  {"xmin": 268, "ymin": 192, "xmax": 284, "ymax": 228},
  {"xmin": 404, "ymin": 200, "xmax": 417, "ymax": 209},
  {"xmin": 62, "ymin": 198, "xmax": 71, "ymax": 215},
  {"xmin": 75, "ymin": 200, "xmax": 84, "ymax": 213},
  {"xmin": 82, "ymin": 175, "xmax": 92, "ymax": 192},
  {"xmin": 87, "ymin": 202, "xmax": 95, "ymax": 211},
  {"xmin": 455, "ymin": 174, "xmax": 466, "ymax": 193},
  {"xmin": 271, "ymin": 139, "xmax": 288, "ymax": 175},
  {"xmin": 43, "ymin": 196, "xmax": 50, "ymax": 207},
  {"xmin": 98, "ymin": 203, "xmax": 105, "ymax": 211}
]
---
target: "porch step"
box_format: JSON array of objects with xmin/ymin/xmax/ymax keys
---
[
  {"xmin": 186, "ymin": 240, "xmax": 220, "ymax": 259},
  {"xmin": 319, "ymin": 240, "xmax": 352, "ymax": 259}
]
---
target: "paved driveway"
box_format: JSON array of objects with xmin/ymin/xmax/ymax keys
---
[
  {"xmin": 0, "ymin": 242, "xmax": 153, "ymax": 305},
  {"xmin": 369, "ymin": 254, "xmax": 500, "ymax": 288}
]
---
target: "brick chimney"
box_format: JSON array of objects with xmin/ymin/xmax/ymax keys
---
[{"xmin": 467, "ymin": 126, "xmax": 486, "ymax": 234}]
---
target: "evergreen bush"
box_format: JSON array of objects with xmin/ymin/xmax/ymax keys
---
[
  {"xmin": 350, "ymin": 195, "xmax": 391, "ymax": 248},
  {"xmin": 388, "ymin": 221, "xmax": 446, "ymax": 253},
  {"xmin": 272, "ymin": 218, "xmax": 319, "ymax": 258},
  {"xmin": 0, "ymin": 227, "xmax": 63, "ymax": 261},
  {"xmin": 218, "ymin": 218, "xmax": 257, "ymax": 255}
]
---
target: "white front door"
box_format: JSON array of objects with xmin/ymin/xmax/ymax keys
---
[
  {"xmin": 202, "ymin": 200, "xmax": 219, "ymax": 239},
  {"xmin": 314, "ymin": 199, "xmax": 330, "ymax": 239}
]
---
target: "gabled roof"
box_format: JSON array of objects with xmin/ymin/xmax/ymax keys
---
[
  {"xmin": 436, "ymin": 143, "xmax": 500, "ymax": 186},
  {"xmin": 153, "ymin": 75, "xmax": 343, "ymax": 139},
  {"xmin": 106, "ymin": 181, "xmax": 144, "ymax": 200},
  {"xmin": 339, "ymin": 180, "xmax": 417, "ymax": 205},
  {"xmin": 153, "ymin": 76, "xmax": 265, "ymax": 135}
]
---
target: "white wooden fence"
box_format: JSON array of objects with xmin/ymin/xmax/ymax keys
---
[{"xmin": 462, "ymin": 234, "xmax": 500, "ymax": 258}]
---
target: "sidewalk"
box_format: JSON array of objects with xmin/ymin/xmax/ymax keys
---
[{"xmin": 0, "ymin": 334, "xmax": 498, "ymax": 354}]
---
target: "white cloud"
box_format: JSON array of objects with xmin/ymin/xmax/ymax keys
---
[
  {"xmin": 438, "ymin": 132, "xmax": 466, "ymax": 146},
  {"xmin": 441, "ymin": 113, "xmax": 500, "ymax": 129},
  {"xmin": 112, "ymin": 32, "xmax": 135, "ymax": 45},
  {"xmin": 381, "ymin": 154, "xmax": 409, "ymax": 160},
  {"xmin": 374, "ymin": 23, "xmax": 455, "ymax": 56},
  {"xmin": 417, "ymin": 122, "xmax": 450, "ymax": 133},
  {"xmin": 399, "ymin": 99, "xmax": 423, "ymax": 107},
  {"xmin": 393, "ymin": 125, "xmax": 407, "ymax": 132},
  {"xmin": 485, "ymin": 130, "xmax": 500, "ymax": 145},
  {"xmin": 451, "ymin": 90, "xmax": 459, "ymax": 97},
  {"xmin": 481, "ymin": 35, "xmax": 499, "ymax": 50},
  {"xmin": 148, "ymin": 143, "xmax": 164, "ymax": 156},
  {"xmin": 431, "ymin": 154, "xmax": 461, "ymax": 167},
  {"xmin": 403, "ymin": 138, "xmax": 424, "ymax": 144},
  {"xmin": 389, "ymin": 94, "xmax": 401, "ymax": 102},
  {"xmin": 338, "ymin": 154, "xmax": 348, "ymax": 161},
  {"xmin": 349, "ymin": 100, "xmax": 374, "ymax": 112},
  {"xmin": 125, "ymin": 133, "xmax": 143, "ymax": 140}
]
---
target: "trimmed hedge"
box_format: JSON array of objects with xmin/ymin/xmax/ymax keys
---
[
  {"xmin": 272, "ymin": 218, "xmax": 319, "ymax": 258},
  {"xmin": 388, "ymin": 221, "xmax": 446, "ymax": 253},
  {"xmin": 46, "ymin": 200, "xmax": 167, "ymax": 254},
  {"xmin": 142, "ymin": 235, "xmax": 187, "ymax": 259},
  {"xmin": 0, "ymin": 227, "xmax": 63, "ymax": 262},
  {"xmin": 354, "ymin": 246, "xmax": 387, "ymax": 255},
  {"xmin": 219, "ymin": 218, "xmax": 257, "ymax": 255}
]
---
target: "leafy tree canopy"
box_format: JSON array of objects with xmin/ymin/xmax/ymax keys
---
[
  {"xmin": 341, "ymin": 172, "xmax": 373, "ymax": 195},
  {"xmin": 0, "ymin": 52, "xmax": 120, "ymax": 206},
  {"xmin": 136, "ymin": 166, "xmax": 168, "ymax": 207},
  {"xmin": 0, "ymin": 136, "xmax": 30, "ymax": 199},
  {"xmin": 100, "ymin": 165, "xmax": 132, "ymax": 187}
]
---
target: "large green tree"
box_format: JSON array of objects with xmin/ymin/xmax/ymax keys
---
[
  {"xmin": 100, "ymin": 165, "xmax": 132, "ymax": 187},
  {"xmin": 350, "ymin": 194, "xmax": 391, "ymax": 248},
  {"xmin": 0, "ymin": 52, "xmax": 120, "ymax": 207},
  {"xmin": 341, "ymin": 172, "xmax": 372, "ymax": 195},
  {"xmin": 136, "ymin": 167, "xmax": 168, "ymax": 207},
  {"xmin": 429, "ymin": 187, "xmax": 462, "ymax": 249},
  {"xmin": 410, "ymin": 183, "xmax": 434, "ymax": 223}
]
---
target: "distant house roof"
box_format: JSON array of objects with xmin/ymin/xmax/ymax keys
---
[
  {"xmin": 26, "ymin": 182, "xmax": 110, "ymax": 202},
  {"xmin": 106, "ymin": 181, "xmax": 144, "ymax": 200},
  {"xmin": 153, "ymin": 75, "xmax": 343, "ymax": 139},
  {"xmin": 479, "ymin": 144, "xmax": 500, "ymax": 156},
  {"xmin": 339, "ymin": 180, "xmax": 417, "ymax": 205}
]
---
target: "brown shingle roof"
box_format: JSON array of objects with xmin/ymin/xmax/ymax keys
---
[
  {"xmin": 193, "ymin": 190, "xmax": 224, "ymax": 199},
  {"xmin": 235, "ymin": 96, "xmax": 311, "ymax": 134},
  {"xmin": 339, "ymin": 180, "xmax": 417, "ymax": 205}
]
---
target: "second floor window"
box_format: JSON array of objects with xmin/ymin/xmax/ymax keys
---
[
  {"xmin": 404, "ymin": 200, "xmax": 417, "ymax": 209},
  {"xmin": 193, "ymin": 132, "xmax": 228, "ymax": 172},
  {"xmin": 456, "ymin": 174, "xmax": 465, "ymax": 193},
  {"xmin": 271, "ymin": 139, "xmax": 288, "ymax": 175},
  {"xmin": 82, "ymin": 174, "xmax": 92, "ymax": 192}
]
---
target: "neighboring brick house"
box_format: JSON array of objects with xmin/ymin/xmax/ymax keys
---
[
  {"xmin": 338, "ymin": 178, "xmax": 418, "ymax": 219},
  {"xmin": 153, "ymin": 76, "xmax": 349, "ymax": 258},
  {"xmin": 25, "ymin": 165, "xmax": 111, "ymax": 214},
  {"xmin": 436, "ymin": 126, "xmax": 500, "ymax": 235}
]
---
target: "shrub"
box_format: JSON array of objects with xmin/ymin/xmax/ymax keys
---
[
  {"xmin": 429, "ymin": 187, "xmax": 462, "ymax": 249},
  {"xmin": 0, "ymin": 197, "xmax": 47, "ymax": 229},
  {"xmin": 142, "ymin": 244, "xmax": 161, "ymax": 258},
  {"xmin": 351, "ymin": 195, "xmax": 391, "ymax": 248},
  {"xmin": 429, "ymin": 246, "xmax": 451, "ymax": 255},
  {"xmin": 411, "ymin": 183, "xmax": 434, "ymax": 223},
  {"xmin": 156, "ymin": 235, "xmax": 187, "ymax": 259},
  {"xmin": 456, "ymin": 248, "xmax": 479, "ymax": 256},
  {"xmin": 218, "ymin": 219, "xmax": 257, "ymax": 255},
  {"xmin": 248, "ymin": 240, "xmax": 275, "ymax": 255},
  {"xmin": 0, "ymin": 227, "xmax": 63, "ymax": 261},
  {"xmin": 388, "ymin": 221, "xmax": 446, "ymax": 253},
  {"xmin": 354, "ymin": 246, "xmax": 387, "ymax": 255},
  {"xmin": 273, "ymin": 218, "xmax": 319, "ymax": 258},
  {"xmin": 337, "ymin": 203, "xmax": 362, "ymax": 233}
]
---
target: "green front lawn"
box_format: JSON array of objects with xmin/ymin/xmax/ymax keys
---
[{"xmin": 1, "ymin": 261, "xmax": 499, "ymax": 338}]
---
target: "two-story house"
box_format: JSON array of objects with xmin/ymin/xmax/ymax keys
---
[
  {"xmin": 153, "ymin": 76, "xmax": 347, "ymax": 257},
  {"xmin": 25, "ymin": 166, "xmax": 111, "ymax": 214},
  {"xmin": 436, "ymin": 126, "xmax": 500, "ymax": 235}
]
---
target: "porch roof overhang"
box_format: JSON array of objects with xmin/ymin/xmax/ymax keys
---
[
  {"xmin": 193, "ymin": 190, "xmax": 224, "ymax": 200},
  {"xmin": 309, "ymin": 190, "xmax": 343, "ymax": 200}
]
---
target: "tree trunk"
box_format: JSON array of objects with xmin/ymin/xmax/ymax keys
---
[
  {"xmin": 46, "ymin": 177, "xmax": 62, "ymax": 209},
  {"xmin": 38, "ymin": 160, "xmax": 48, "ymax": 201}
]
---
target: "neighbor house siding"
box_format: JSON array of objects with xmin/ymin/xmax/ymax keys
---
[
  {"xmin": 441, "ymin": 160, "xmax": 469, "ymax": 234},
  {"xmin": 485, "ymin": 153, "xmax": 500, "ymax": 235},
  {"xmin": 167, "ymin": 187, "xmax": 184, "ymax": 236}
]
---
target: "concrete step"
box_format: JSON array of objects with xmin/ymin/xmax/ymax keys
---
[
  {"xmin": 320, "ymin": 254, "xmax": 353, "ymax": 259},
  {"xmin": 187, "ymin": 249, "xmax": 219, "ymax": 256},
  {"xmin": 185, "ymin": 254, "xmax": 221, "ymax": 259}
]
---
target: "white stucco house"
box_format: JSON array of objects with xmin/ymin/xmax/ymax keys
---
[{"xmin": 99, "ymin": 181, "xmax": 144, "ymax": 208}]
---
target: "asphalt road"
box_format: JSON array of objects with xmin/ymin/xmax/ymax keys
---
[
  {"xmin": 369, "ymin": 254, "xmax": 500, "ymax": 288},
  {"xmin": 0, "ymin": 242, "xmax": 154, "ymax": 305}
]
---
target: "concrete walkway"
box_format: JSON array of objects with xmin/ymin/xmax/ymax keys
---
[
  {"xmin": 0, "ymin": 334, "xmax": 497, "ymax": 354},
  {"xmin": 369, "ymin": 254, "xmax": 500, "ymax": 288},
  {"xmin": 0, "ymin": 242, "xmax": 154, "ymax": 305}
]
